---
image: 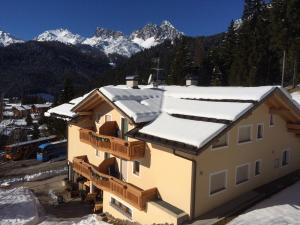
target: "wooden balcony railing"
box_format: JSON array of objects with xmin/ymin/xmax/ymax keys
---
[
  {"xmin": 79, "ymin": 128, "xmax": 145, "ymax": 160},
  {"xmin": 73, "ymin": 156, "xmax": 158, "ymax": 210}
]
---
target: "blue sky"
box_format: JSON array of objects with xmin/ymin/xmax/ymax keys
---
[{"xmin": 0, "ymin": 0, "xmax": 244, "ymax": 40}]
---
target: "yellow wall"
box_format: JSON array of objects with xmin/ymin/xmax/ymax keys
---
[
  {"xmin": 194, "ymin": 102, "xmax": 300, "ymax": 216},
  {"xmin": 68, "ymin": 100, "xmax": 193, "ymax": 223},
  {"xmin": 103, "ymin": 192, "xmax": 181, "ymax": 225}
]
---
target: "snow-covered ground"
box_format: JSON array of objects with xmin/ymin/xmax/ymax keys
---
[
  {"xmin": 0, "ymin": 187, "xmax": 41, "ymax": 225},
  {"xmin": 0, "ymin": 187, "xmax": 110, "ymax": 225},
  {"xmin": 0, "ymin": 167, "xmax": 67, "ymax": 187},
  {"xmin": 228, "ymin": 181, "xmax": 300, "ymax": 225}
]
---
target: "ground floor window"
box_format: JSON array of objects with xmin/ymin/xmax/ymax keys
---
[
  {"xmin": 110, "ymin": 197, "xmax": 132, "ymax": 219},
  {"xmin": 282, "ymin": 150, "xmax": 289, "ymax": 166},
  {"xmin": 209, "ymin": 170, "xmax": 227, "ymax": 195},
  {"xmin": 236, "ymin": 163, "xmax": 250, "ymax": 185},
  {"xmin": 254, "ymin": 160, "xmax": 261, "ymax": 176}
]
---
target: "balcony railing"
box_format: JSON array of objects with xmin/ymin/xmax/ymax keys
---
[
  {"xmin": 79, "ymin": 128, "xmax": 145, "ymax": 161},
  {"xmin": 73, "ymin": 156, "xmax": 158, "ymax": 210}
]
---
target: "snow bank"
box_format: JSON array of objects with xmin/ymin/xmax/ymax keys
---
[
  {"xmin": 229, "ymin": 181, "xmax": 300, "ymax": 225},
  {"xmin": 0, "ymin": 187, "xmax": 41, "ymax": 225}
]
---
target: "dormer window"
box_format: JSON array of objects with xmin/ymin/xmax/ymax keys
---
[{"xmin": 212, "ymin": 133, "xmax": 228, "ymax": 149}]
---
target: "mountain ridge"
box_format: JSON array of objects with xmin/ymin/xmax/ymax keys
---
[{"xmin": 0, "ymin": 20, "xmax": 183, "ymax": 57}]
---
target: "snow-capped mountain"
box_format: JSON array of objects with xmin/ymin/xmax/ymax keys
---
[
  {"xmin": 82, "ymin": 28, "xmax": 141, "ymax": 57},
  {"xmin": 2, "ymin": 20, "xmax": 182, "ymax": 57},
  {"xmin": 0, "ymin": 30, "xmax": 24, "ymax": 47},
  {"xmin": 35, "ymin": 28, "xmax": 84, "ymax": 45},
  {"xmin": 130, "ymin": 20, "xmax": 183, "ymax": 49}
]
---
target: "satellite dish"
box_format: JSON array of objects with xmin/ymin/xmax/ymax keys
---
[{"xmin": 148, "ymin": 74, "xmax": 153, "ymax": 85}]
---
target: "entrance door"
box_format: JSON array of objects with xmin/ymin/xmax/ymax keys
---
[
  {"xmin": 121, "ymin": 159, "xmax": 128, "ymax": 181},
  {"xmin": 121, "ymin": 118, "xmax": 128, "ymax": 141}
]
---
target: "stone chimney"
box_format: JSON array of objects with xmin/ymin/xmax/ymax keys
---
[
  {"xmin": 126, "ymin": 75, "xmax": 139, "ymax": 89},
  {"xmin": 185, "ymin": 75, "xmax": 198, "ymax": 86}
]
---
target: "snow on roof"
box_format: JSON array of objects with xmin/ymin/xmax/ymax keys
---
[
  {"xmin": 139, "ymin": 113, "xmax": 227, "ymax": 148},
  {"xmin": 114, "ymin": 100, "xmax": 159, "ymax": 123},
  {"xmin": 98, "ymin": 85, "xmax": 282, "ymax": 148},
  {"xmin": 161, "ymin": 86, "xmax": 276, "ymax": 101},
  {"xmin": 34, "ymin": 103, "xmax": 52, "ymax": 108},
  {"xmin": 22, "ymin": 105, "xmax": 32, "ymax": 110},
  {"xmin": 291, "ymin": 91, "xmax": 300, "ymax": 105},
  {"xmin": 45, "ymin": 103, "xmax": 76, "ymax": 119},
  {"xmin": 162, "ymin": 96, "xmax": 253, "ymax": 121}
]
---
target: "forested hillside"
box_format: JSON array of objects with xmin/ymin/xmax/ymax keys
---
[{"xmin": 101, "ymin": 0, "xmax": 300, "ymax": 87}]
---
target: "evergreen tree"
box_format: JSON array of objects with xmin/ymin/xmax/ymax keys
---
[
  {"xmin": 59, "ymin": 77, "xmax": 74, "ymax": 104},
  {"xmin": 32, "ymin": 124, "xmax": 40, "ymax": 140},
  {"xmin": 25, "ymin": 114, "xmax": 33, "ymax": 126}
]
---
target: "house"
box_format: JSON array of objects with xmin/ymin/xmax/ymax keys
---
[
  {"xmin": 49, "ymin": 78, "xmax": 300, "ymax": 224},
  {"xmin": 31, "ymin": 103, "xmax": 52, "ymax": 115},
  {"xmin": 12, "ymin": 105, "xmax": 31, "ymax": 118}
]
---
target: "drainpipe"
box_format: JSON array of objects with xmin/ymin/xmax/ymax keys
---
[{"xmin": 173, "ymin": 149, "xmax": 196, "ymax": 220}]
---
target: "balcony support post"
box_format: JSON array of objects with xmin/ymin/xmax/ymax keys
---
[{"xmin": 90, "ymin": 180, "xmax": 94, "ymax": 193}]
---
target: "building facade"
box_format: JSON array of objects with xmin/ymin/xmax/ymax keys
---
[{"xmin": 65, "ymin": 85, "xmax": 300, "ymax": 224}]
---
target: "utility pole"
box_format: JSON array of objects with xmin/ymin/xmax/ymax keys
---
[
  {"xmin": 0, "ymin": 92, "xmax": 3, "ymax": 122},
  {"xmin": 281, "ymin": 50, "xmax": 286, "ymax": 87},
  {"xmin": 152, "ymin": 57, "xmax": 164, "ymax": 86},
  {"xmin": 292, "ymin": 59, "xmax": 298, "ymax": 88}
]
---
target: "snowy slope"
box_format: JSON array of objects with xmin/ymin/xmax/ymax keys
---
[
  {"xmin": 0, "ymin": 30, "xmax": 24, "ymax": 47},
  {"xmin": 130, "ymin": 20, "xmax": 183, "ymax": 49},
  {"xmin": 35, "ymin": 28, "xmax": 85, "ymax": 45},
  {"xmin": 83, "ymin": 28, "xmax": 141, "ymax": 57}
]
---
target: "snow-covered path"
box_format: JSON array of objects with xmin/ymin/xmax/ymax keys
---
[{"xmin": 228, "ymin": 181, "xmax": 300, "ymax": 225}]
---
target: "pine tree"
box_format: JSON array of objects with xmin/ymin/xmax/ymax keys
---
[
  {"xmin": 25, "ymin": 113, "xmax": 33, "ymax": 126},
  {"xmin": 59, "ymin": 77, "xmax": 74, "ymax": 104}
]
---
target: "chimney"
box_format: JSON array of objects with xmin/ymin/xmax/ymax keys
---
[
  {"xmin": 185, "ymin": 75, "xmax": 198, "ymax": 86},
  {"xmin": 126, "ymin": 75, "xmax": 139, "ymax": 89}
]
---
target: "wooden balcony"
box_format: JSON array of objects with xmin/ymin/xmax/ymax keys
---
[
  {"xmin": 79, "ymin": 128, "xmax": 145, "ymax": 160},
  {"xmin": 73, "ymin": 156, "xmax": 158, "ymax": 210}
]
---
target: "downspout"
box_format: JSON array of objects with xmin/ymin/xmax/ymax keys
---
[{"xmin": 173, "ymin": 148, "xmax": 196, "ymax": 220}]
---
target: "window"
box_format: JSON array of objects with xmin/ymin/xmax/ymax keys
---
[
  {"xmin": 209, "ymin": 170, "xmax": 227, "ymax": 195},
  {"xmin": 282, "ymin": 150, "xmax": 289, "ymax": 166},
  {"xmin": 236, "ymin": 164, "xmax": 250, "ymax": 185},
  {"xmin": 104, "ymin": 152, "xmax": 110, "ymax": 159},
  {"xmin": 257, "ymin": 124, "xmax": 264, "ymax": 140},
  {"xmin": 110, "ymin": 197, "xmax": 132, "ymax": 219},
  {"xmin": 254, "ymin": 160, "xmax": 261, "ymax": 176},
  {"xmin": 105, "ymin": 114, "xmax": 112, "ymax": 122},
  {"xmin": 269, "ymin": 113, "xmax": 274, "ymax": 127},
  {"xmin": 238, "ymin": 125, "xmax": 252, "ymax": 143},
  {"xmin": 133, "ymin": 161, "xmax": 140, "ymax": 176},
  {"xmin": 212, "ymin": 133, "xmax": 228, "ymax": 149},
  {"xmin": 95, "ymin": 149, "xmax": 100, "ymax": 157}
]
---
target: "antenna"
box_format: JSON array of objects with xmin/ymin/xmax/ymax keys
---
[{"xmin": 151, "ymin": 57, "xmax": 164, "ymax": 86}]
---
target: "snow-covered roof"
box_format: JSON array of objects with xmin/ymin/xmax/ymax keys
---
[
  {"xmin": 33, "ymin": 103, "xmax": 52, "ymax": 108},
  {"xmin": 45, "ymin": 103, "xmax": 76, "ymax": 120},
  {"xmin": 139, "ymin": 113, "xmax": 227, "ymax": 148},
  {"xmin": 97, "ymin": 85, "xmax": 285, "ymax": 149}
]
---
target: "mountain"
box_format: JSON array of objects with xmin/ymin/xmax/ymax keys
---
[
  {"xmin": 0, "ymin": 30, "xmax": 24, "ymax": 47},
  {"xmin": 35, "ymin": 28, "xmax": 84, "ymax": 45},
  {"xmin": 130, "ymin": 20, "xmax": 183, "ymax": 48},
  {"xmin": 31, "ymin": 20, "xmax": 183, "ymax": 57},
  {"xmin": 82, "ymin": 28, "xmax": 141, "ymax": 57}
]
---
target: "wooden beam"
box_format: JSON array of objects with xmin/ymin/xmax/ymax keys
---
[
  {"xmin": 287, "ymin": 123, "xmax": 300, "ymax": 130},
  {"xmin": 78, "ymin": 111, "xmax": 92, "ymax": 116},
  {"xmin": 269, "ymin": 108, "xmax": 290, "ymax": 114},
  {"xmin": 287, "ymin": 128, "xmax": 300, "ymax": 134}
]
